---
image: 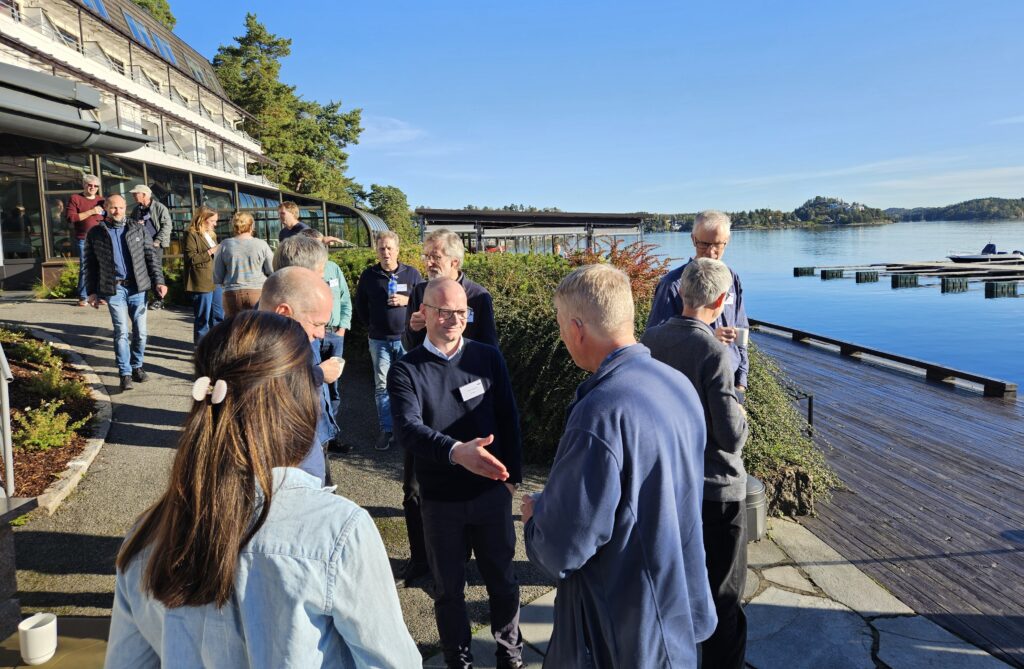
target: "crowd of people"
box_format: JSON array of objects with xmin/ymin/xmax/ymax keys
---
[{"xmin": 73, "ymin": 173, "xmax": 755, "ymax": 669}]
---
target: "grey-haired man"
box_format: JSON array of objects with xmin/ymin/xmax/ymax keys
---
[{"xmin": 129, "ymin": 184, "xmax": 171, "ymax": 309}]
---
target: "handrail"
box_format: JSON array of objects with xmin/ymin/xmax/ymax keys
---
[
  {"xmin": 0, "ymin": 343, "xmax": 14, "ymax": 498},
  {"xmin": 751, "ymin": 318, "xmax": 1018, "ymax": 399}
]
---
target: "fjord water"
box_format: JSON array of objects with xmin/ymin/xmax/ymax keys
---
[{"xmin": 645, "ymin": 220, "xmax": 1024, "ymax": 384}]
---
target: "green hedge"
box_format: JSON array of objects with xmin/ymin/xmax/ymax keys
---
[{"xmin": 338, "ymin": 246, "xmax": 838, "ymax": 514}]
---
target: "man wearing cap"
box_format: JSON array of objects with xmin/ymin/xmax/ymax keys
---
[{"xmin": 129, "ymin": 185, "xmax": 172, "ymax": 310}]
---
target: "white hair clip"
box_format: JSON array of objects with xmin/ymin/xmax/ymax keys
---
[{"xmin": 191, "ymin": 376, "xmax": 228, "ymax": 404}]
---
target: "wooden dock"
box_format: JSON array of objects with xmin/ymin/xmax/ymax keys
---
[
  {"xmin": 794, "ymin": 258, "xmax": 1024, "ymax": 287},
  {"xmin": 753, "ymin": 329, "xmax": 1024, "ymax": 667}
]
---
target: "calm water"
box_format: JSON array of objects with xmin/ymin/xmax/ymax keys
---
[{"xmin": 644, "ymin": 221, "xmax": 1024, "ymax": 384}]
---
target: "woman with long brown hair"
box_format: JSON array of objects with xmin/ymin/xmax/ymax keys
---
[
  {"xmin": 105, "ymin": 311, "xmax": 420, "ymax": 668},
  {"xmin": 183, "ymin": 205, "xmax": 224, "ymax": 343}
]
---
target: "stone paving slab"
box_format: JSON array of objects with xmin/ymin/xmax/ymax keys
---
[
  {"xmin": 747, "ymin": 586, "xmax": 875, "ymax": 669},
  {"xmin": 422, "ymin": 635, "xmax": 545, "ymax": 668},
  {"xmin": 747, "ymin": 538, "xmax": 788, "ymax": 568},
  {"xmin": 874, "ymin": 616, "xmax": 1014, "ymax": 669},
  {"xmin": 762, "ymin": 565, "xmax": 816, "ymax": 594},
  {"xmin": 767, "ymin": 518, "xmax": 914, "ymax": 616},
  {"xmin": 517, "ymin": 588, "xmax": 555, "ymax": 655}
]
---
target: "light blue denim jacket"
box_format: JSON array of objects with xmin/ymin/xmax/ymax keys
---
[{"xmin": 105, "ymin": 468, "xmax": 421, "ymax": 668}]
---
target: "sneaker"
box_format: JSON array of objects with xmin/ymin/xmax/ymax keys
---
[
  {"xmin": 374, "ymin": 431, "xmax": 393, "ymax": 451},
  {"xmin": 120, "ymin": 375, "xmax": 134, "ymax": 391},
  {"xmin": 328, "ymin": 438, "xmax": 351, "ymax": 454},
  {"xmin": 131, "ymin": 367, "xmax": 148, "ymax": 383},
  {"xmin": 148, "ymin": 300, "xmax": 163, "ymax": 310}
]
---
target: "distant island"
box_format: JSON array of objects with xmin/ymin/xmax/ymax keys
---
[
  {"xmin": 885, "ymin": 198, "xmax": 1024, "ymax": 222},
  {"xmin": 643, "ymin": 196, "xmax": 890, "ymax": 232}
]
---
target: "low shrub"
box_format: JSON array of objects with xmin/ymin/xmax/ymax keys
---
[
  {"xmin": 33, "ymin": 263, "xmax": 79, "ymax": 299},
  {"xmin": 23, "ymin": 364, "xmax": 91, "ymax": 403},
  {"xmin": 0, "ymin": 329, "xmax": 60, "ymax": 368},
  {"xmin": 12, "ymin": 400, "xmax": 90, "ymax": 452}
]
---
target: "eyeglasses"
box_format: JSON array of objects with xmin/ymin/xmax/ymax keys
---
[
  {"xmin": 424, "ymin": 303, "xmax": 473, "ymax": 321},
  {"xmin": 693, "ymin": 239, "xmax": 728, "ymax": 251},
  {"xmin": 421, "ymin": 253, "xmax": 448, "ymax": 263},
  {"xmin": 85, "ymin": 184, "xmax": 99, "ymax": 189}
]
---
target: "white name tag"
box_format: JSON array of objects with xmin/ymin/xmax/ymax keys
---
[
  {"xmin": 724, "ymin": 292, "xmax": 735, "ymax": 306},
  {"xmin": 328, "ymin": 278, "xmax": 339, "ymax": 287},
  {"xmin": 396, "ymin": 283, "xmax": 408, "ymax": 292},
  {"xmin": 459, "ymin": 379, "xmax": 485, "ymax": 402}
]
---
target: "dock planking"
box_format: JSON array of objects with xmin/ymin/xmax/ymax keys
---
[{"xmin": 753, "ymin": 332, "xmax": 1024, "ymax": 667}]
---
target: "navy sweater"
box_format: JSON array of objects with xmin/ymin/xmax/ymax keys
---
[
  {"xmin": 402, "ymin": 273, "xmax": 499, "ymax": 350},
  {"xmin": 387, "ymin": 339, "xmax": 522, "ymax": 502},
  {"xmin": 355, "ymin": 262, "xmax": 423, "ymax": 340}
]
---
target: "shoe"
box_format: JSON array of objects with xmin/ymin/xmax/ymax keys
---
[
  {"xmin": 328, "ymin": 438, "xmax": 351, "ymax": 454},
  {"xmin": 497, "ymin": 659, "xmax": 527, "ymax": 669},
  {"xmin": 131, "ymin": 367, "xmax": 148, "ymax": 383},
  {"xmin": 399, "ymin": 559, "xmax": 430, "ymax": 587},
  {"xmin": 148, "ymin": 300, "xmax": 163, "ymax": 310},
  {"xmin": 120, "ymin": 375, "xmax": 134, "ymax": 391},
  {"xmin": 374, "ymin": 431, "xmax": 393, "ymax": 451},
  {"xmin": 75, "ymin": 299, "xmax": 87, "ymax": 307}
]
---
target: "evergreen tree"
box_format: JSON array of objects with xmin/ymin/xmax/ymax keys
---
[
  {"xmin": 213, "ymin": 14, "xmax": 363, "ymax": 205},
  {"xmin": 131, "ymin": 0, "xmax": 175, "ymax": 29},
  {"xmin": 369, "ymin": 184, "xmax": 418, "ymax": 243}
]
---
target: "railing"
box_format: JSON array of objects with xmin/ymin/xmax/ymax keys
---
[
  {"xmin": 752, "ymin": 318, "xmax": 1018, "ymax": 399},
  {"xmin": 1, "ymin": 343, "xmax": 14, "ymax": 498}
]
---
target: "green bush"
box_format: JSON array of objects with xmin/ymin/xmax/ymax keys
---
[
  {"xmin": 23, "ymin": 364, "xmax": 91, "ymax": 403},
  {"xmin": 33, "ymin": 263, "xmax": 79, "ymax": 299},
  {"xmin": 0, "ymin": 329, "xmax": 60, "ymax": 368},
  {"xmin": 12, "ymin": 400, "xmax": 90, "ymax": 451},
  {"xmin": 161, "ymin": 257, "xmax": 189, "ymax": 307}
]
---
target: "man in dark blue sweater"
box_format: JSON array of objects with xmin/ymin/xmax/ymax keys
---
[
  {"xmin": 354, "ymin": 231, "xmax": 422, "ymax": 452},
  {"xmin": 388, "ymin": 277, "xmax": 524, "ymax": 669}
]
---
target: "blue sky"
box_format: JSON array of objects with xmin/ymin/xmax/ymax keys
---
[{"xmin": 170, "ymin": 0, "xmax": 1024, "ymax": 213}]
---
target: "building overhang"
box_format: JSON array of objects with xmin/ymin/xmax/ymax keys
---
[{"xmin": 0, "ymin": 62, "xmax": 153, "ymax": 155}]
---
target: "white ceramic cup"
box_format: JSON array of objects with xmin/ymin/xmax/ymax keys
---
[
  {"xmin": 734, "ymin": 327, "xmax": 750, "ymax": 347},
  {"xmin": 331, "ymin": 357, "xmax": 346, "ymax": 376},
  {"xmin": 18, "ymin": 612, "xmax": 57, "ymax": 666}
]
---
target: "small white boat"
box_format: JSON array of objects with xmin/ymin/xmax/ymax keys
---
[{"xmin": 947, "ymin": 243, "xmax": 1024, "ymax": 263}]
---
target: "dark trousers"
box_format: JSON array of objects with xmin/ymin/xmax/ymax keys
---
[
  {"xmin": 421, "ymin": 484, "xmax": 522, "ymax": 669},
  {"xmin": 700, "ymin": 499, "xmax": 747, "ymax": 669},
  {"xmin": 402, "ymin": 450, "xmax": 429, "ymax": 567},
  {"xmin": 149, "ymin": 247, "xmax": 164, "ymax": 303}
]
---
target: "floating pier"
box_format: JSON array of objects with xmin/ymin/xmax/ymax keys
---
[{"xmin": 794, "ymin": 257, "xmax": 1024, "ymax": 297}]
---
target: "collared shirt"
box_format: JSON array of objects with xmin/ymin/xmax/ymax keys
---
[
  {"xmin": 104, "ymin": 219, "xmax": 129, "ymax": 282},
  {"xmin": 105, "ymin": 468, "xmax": 421, "ymax": 669},
  {"xmin": 424, "ymin": 334, "xmax": 465, "ymax": 361},
  {"xmin": 278, "ymin": 221, "xmax": 309, "ymax": 242}
]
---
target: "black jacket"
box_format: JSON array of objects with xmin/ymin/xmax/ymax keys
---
[
  {"xmin": 84, "ymin": 219, "xmax": 165, "ymax": 297},
  {"xmin": 354, "ymin": 262, "xmax": 423, "ymax": 340},
  {"xmin": 402, "ymin": 273, "xmax": 499, "ymax": 350}
]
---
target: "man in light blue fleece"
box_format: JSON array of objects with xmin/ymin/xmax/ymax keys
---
[
  {"xmin": 522, "ymin": 264, "xmax": 715, "ymax": 668},
  {"xmin": 642, "ymin": 257, "xmax": 750, "ymax": 669}
]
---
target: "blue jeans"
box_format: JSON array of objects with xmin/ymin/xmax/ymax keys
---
[
  {"xmin": 320, "ymin": 331, "xmax": 345, "ymax": 418},
  {"xmin": 76, "ymin": 239, "xmax": 88, "ymax": 300},
  {"xmin": 107, "ymin": 285, "xmax": 147, "ymax": 376},
  {"xmin": 368, "ymin": 338, "xmax": 405, "ymax": 432},
  {"xmin": 190, "ymin": 286, "xmax": 224, "ymax": 344}
]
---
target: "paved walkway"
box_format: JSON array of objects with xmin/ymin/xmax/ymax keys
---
[{"xmin": 0, "ymin": 295, "xmax": 1014, "ymax": 667}]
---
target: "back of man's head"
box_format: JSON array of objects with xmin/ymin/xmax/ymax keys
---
[
  {"xmin": 274, "ymin": 234, "xmax": 328, "ymax": 272},
  {"xmin": 681, "ymin": 257, "xmax": 732, "ymax": 311},
  {"xmin": 260, "ymin": 266, "xmax": 325, "ymax": 314},
  {"xmin": 554, "ymin": 264, "xmax": 634, "ymax": 339}
]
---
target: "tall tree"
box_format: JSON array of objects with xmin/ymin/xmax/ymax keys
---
[
  {"xmin": 369, "ymin": 184, "xmax": 418, "ymax": 242},
  {"xmin": 130, "ymin": 0, "xmax": 175, "ymax": 29},
  {"xmin": 213, "ymin": 14, "xmax": 363, "ymax": 204}
]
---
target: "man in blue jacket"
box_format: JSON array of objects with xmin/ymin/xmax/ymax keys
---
[
  {"xmin": 647, "ymin": 210, "xmax": 750, "ymax": 393},
  {"xmin": 522, "ymin": 264, "xmax": 716, "ymax": 668},
  {"xmin": 388, "ymin": 277, "xmax": 524, "ymax": 669}
]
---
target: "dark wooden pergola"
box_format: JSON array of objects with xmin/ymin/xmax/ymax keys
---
[{"xmin": 415, "ymin": 209, "xmax": 644, "ymax": 253}]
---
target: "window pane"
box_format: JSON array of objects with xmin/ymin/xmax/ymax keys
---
[
  {"xmin": 82, "ymin": 0, "xmax": 110, "ymax": 20},
  {"xmin": 0, "ymin": 156, "xmax": 44, "ymax": 261},
  {"xmin": 43, "ymin": 153, "xmax": 93, "ymax": 259},
  {"xmin": 122, "ymin": 11, "xmax": 153, "ymax": 50},
  {"xmin": 152, "ymin": 35, "xmax": 176, "ymax": 64},
  {"xmin": 193, "ymin": 175, "xmax": 234, "ymax": 239},
  {"xmin": 146, "ymin": 165, "xmax": 192, "ymax": 254},
  {"xmin": 99, "ymin": 155, "xmax": 144, "ymax": 200}
]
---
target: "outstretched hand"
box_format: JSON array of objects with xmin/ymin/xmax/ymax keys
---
[{"xmin": 451, "ymin": 435, "xmax": 509, "ymax": 481}]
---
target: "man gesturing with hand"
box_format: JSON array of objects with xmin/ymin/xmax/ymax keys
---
[{"xmin": 388, "ymin": 277, "xmax": 525, "ymax": 669}]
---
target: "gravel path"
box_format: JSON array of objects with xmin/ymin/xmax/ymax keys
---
[{"xmin": 4, "ymin": 295, "xmax": 553, "ymax": 658}]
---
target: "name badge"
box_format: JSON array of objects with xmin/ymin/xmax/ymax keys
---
[
  {"xmin": 396, "ymin": 283, "xmax": 408, "ymax": 292},
  {"xmin": 459, "ymin": 379, "xmax": 485, "ymax": 402},
  {"xmin": 328, "ymin": 278, "xmax": 339, "ymax": 287},
  {"xmin": 724, "ymin": 292, "xmax": 735, "ymax": 306}
]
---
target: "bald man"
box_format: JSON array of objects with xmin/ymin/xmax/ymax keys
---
[
  {"xmin": 84, "ymin": 193, "xmax": 166, "ymax": 392},
  {"xmin": 388, "ymin": 277, "xmax": 524, "ymax": 669},
  {"xmin": 260, "ymin": 267, "xmax": 342, "ymax": 484}
]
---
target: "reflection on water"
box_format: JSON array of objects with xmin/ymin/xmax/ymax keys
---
[{"xmin": 645, "ymin": 220, "xmax": 1024, "ymax": 384}]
